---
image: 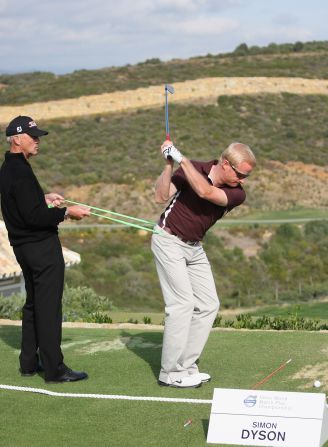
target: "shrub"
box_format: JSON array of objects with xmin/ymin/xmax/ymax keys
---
[
  {"xmin": 212, "ymin": 315, "xmax": 223, "ymax": 328},
  {"xmin": 0, "ymin": 287, "xmax": 115, "ymax": 322},
  {"xmin": 86, "ymin": 312, "xmax": 113, "ymax": 324},
  {"xmin": 293, "ymin": 41, "xmax": 304, "ymax": 52},
  {"xmin": 62, "ymin": 285, "xmax": 115, "ymax": 322},
  {"xmin": 0, "ymin": 293, "xmax": 24, "ymax": 320},
  {"xmin": 127, "ymin": 318, "xmax": 139, "ymax": 324},
  {"xmin": 212, "ymin": 312, "xmax": 323, "ymax": 331},
  {"xmin": 233, "ymin": 43, "xmax": 249, "ymax": 55}
]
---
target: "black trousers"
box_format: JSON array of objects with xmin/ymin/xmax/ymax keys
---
[{"xmin": 13, "ymin": 235, "xmax": 66, "ymax": 380}]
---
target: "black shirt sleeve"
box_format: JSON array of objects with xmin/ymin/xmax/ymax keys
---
[{"xmin": 13, "ymin": 176, "xmax": 66, "ymax": 228}]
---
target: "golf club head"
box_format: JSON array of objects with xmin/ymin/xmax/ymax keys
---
[{"xmin": 165, "ymin": 84, "xmax": 175, "ymax": 94}]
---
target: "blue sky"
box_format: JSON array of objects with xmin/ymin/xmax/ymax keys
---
[{"xmin": 0, "ymin": 0, "xmax": 326, "ymax": 74}]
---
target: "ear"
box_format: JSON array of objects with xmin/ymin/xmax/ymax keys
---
[
  {"xmin": 221, "ymin": 159, "xmax": 229, "ymax": 170},
  {"xmin": 12, "ymin": 135, "xmax": 21, "ymax": 146}
]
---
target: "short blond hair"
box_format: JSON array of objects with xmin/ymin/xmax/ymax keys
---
[{"xmin": 219, "ymin": 142, "xmax": 256, "ymax": 168}]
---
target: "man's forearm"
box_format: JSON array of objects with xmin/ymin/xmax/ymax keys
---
[{"xmin": 155, "ymin": 164, "xmax": 174, "ymax": 203}]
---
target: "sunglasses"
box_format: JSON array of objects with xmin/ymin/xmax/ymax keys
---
[{"xmin": 227, "ymin": 161, "xmax": 250, "ymax": 179}]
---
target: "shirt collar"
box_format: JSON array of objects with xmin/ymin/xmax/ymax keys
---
[
  {"xmin": 5, "ymin": 151, "xmax": 29, "ymax": 164},
  {"xmin": 201, "ymin": 159, "xmax": 218, "ymax": 176}
]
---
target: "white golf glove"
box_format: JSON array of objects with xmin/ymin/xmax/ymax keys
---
[{"xmin": 162, "ymin": 145, "xmax": 183, "ymax": 164}]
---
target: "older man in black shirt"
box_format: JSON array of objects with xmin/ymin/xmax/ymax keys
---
[{"xmin": 0, "ymin": 115, "xmax": 90, "ymax": 383}]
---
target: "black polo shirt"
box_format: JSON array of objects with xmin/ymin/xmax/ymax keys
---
[
  {"xmin": 0, "ymin": 151, "xmax": 66, "ymax": 246},
  {"xmin": 159, "ymin": 160, "xmax": 246, "ymax": 241}
]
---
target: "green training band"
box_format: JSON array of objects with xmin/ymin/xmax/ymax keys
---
[
  {"xmin": 90, "ymin": 212, "xmax": 159, "ymax": 233},
  {"xmin": 65, "ymin": 199, "xmax": 155, "ymax": 225}
]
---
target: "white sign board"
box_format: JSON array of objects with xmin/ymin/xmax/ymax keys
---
[{"xmin": 207, "ymin": 388, "xmax": 328, "ymax": 447}]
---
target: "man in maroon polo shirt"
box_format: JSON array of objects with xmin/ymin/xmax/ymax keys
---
[{"xmin": 151, "ymin": 140, "xmax": 256, "ymax": 388}]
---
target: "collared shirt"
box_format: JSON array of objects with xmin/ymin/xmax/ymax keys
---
[
  {"xmin": 159, "ymin": 160, "xmax": 245, "ymax": 242},
  {"xmin": 0, "ymin": 151, "xmax": 66, "ymax": 246}
]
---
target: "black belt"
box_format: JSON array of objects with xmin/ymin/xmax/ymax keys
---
[{"xmin": 163, "ymin": 227, "xmax": 199, "ymax": 246}]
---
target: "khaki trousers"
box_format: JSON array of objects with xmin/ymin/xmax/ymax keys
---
[{"xmin": 151, "ymin": 227, "xmax": 220, "ymax": 383}]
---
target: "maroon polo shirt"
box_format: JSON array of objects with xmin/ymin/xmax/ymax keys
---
[{"xmin": 158, "ymin": 160, "xmax": 246, "ymax": 241}]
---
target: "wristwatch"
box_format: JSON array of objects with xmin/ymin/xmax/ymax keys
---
[{"xmin": 64, "ymin": 209, "xmax": 69, "ymax": 220}]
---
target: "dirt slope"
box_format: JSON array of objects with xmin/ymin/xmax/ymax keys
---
[{"xmin": 1, "ymin": 77, "xmax": 328, "ymax": 124}]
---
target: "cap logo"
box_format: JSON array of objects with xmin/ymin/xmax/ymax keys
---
[
  {"xmin": 28, "ymin": 121, "xmax": 37, "ymax": 128},
  {"xmin": 17, "ymin": 126, "xmax": 22, "ymax": 133}
]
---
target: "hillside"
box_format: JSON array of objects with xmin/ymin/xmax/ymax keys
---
[
  {"xmin": 1, "ymin": 77, "xmax": 328, "ymax": 124},
  {"xmin": 0, "ymin": 40, "xmax": 328, "ymax": 105},
  {"xmin": 16, "ymin": 91, "xmax": 326, "ymax": 220},
  {"xmin": 0, "ymin": 44, "xmax": 327, "ymax": 216},
  {"xmin": 1, "ymin": 41, "xmax": 327, "ymax": 218},
  {"xmin": 0, "ymin": 41, "xmax": 327, "ymax": 312},
  {"xmin": 62, "ymin": 160, "xmax": 328, "ymax": 221}
]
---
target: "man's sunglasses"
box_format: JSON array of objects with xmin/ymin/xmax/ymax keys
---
[{"xmin": 227, "ymin": 160, "xmax": 250, "ymax": 179}]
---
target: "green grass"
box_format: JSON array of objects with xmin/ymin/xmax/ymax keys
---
[
  {"xmin": 109, "ymin": 311, "xmax": 164, "ymax": 325},
  {"xmin": 228, "ymin": 207, "xmax": 328, "ymax": 221},
  {"xmin": 0, "ymin": 325, "xmax": 328, "ymax": 446},
  {"xmin": 217, "ymin": 208, "xmax": 328, "ymax": 227},
  {"xmin": 250, "ymin": 301, "xmax": 328, "ymax": 321}
]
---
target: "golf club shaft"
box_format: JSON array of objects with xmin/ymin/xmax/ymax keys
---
[{"xmin": 165, "ymin": 89, "xmax": 170, "ymax": 139}]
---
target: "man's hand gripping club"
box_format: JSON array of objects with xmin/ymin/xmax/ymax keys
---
[{"xmin": 161, "ymin": 140, "xmax": 183, "ymax": 164}]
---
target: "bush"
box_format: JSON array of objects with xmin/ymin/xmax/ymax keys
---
[
  {"xmin": 0, "ymin": 293, "xmax": 24, "ymax": 320},
  {"xmin": 212, "ymin": 312, "xmax": 323, "ymax": 331},
  {"xmin": 212, "ymin": 315, "xmax": 223, "ymax": 328},
  {"xmin": 293, "ymin": 41, "xmax": 304, "ymax": 52},
  {"xmin": 63, "ymin": 285, "xmax": 115, "ymax": 322},
  {"xmin": 86, "ymin": 312, "xmax": 112, "ymax": 324},
  {"xmin": 0, "ymin": 287, "xmax": 115, "ymax": 322},
  {"xmin": 127, "ymin": 318, "xmax": 139, "ymax": 324},
  {"xmin": 233, "ymin": 43, "xmax": 249, "ymax": 55}
]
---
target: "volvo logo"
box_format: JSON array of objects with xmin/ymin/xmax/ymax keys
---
[{"xmin": 243, "ymin": 395, "xmax": 257, "ymax": 407}]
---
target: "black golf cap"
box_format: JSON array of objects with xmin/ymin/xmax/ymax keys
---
[{"xmin": 6, "ymin": 115, "xmax": 48, "ymax": 137}]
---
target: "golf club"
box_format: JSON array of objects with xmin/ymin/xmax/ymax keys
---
[{"xmin": 165, "ymin": 84, "xmax": 175, "ymax": 140}]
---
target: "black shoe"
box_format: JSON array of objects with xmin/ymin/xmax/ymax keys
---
[
  {"xmin": 20, "ymin": 364, "xmax": 44, "ymax": 377},
  {"xmin": 45, "ymin": 367, "xmax": 88, "ymax": 383}
]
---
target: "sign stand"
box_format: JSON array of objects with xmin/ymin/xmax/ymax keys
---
[{"xmin": 207, "ymin": 388, "xmax": 328, "ymax": 447}]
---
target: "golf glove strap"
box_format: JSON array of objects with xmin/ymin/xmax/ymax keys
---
[{"xmin": 163, "ymin": 145, "xmax": 183, "ymax": 164}]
